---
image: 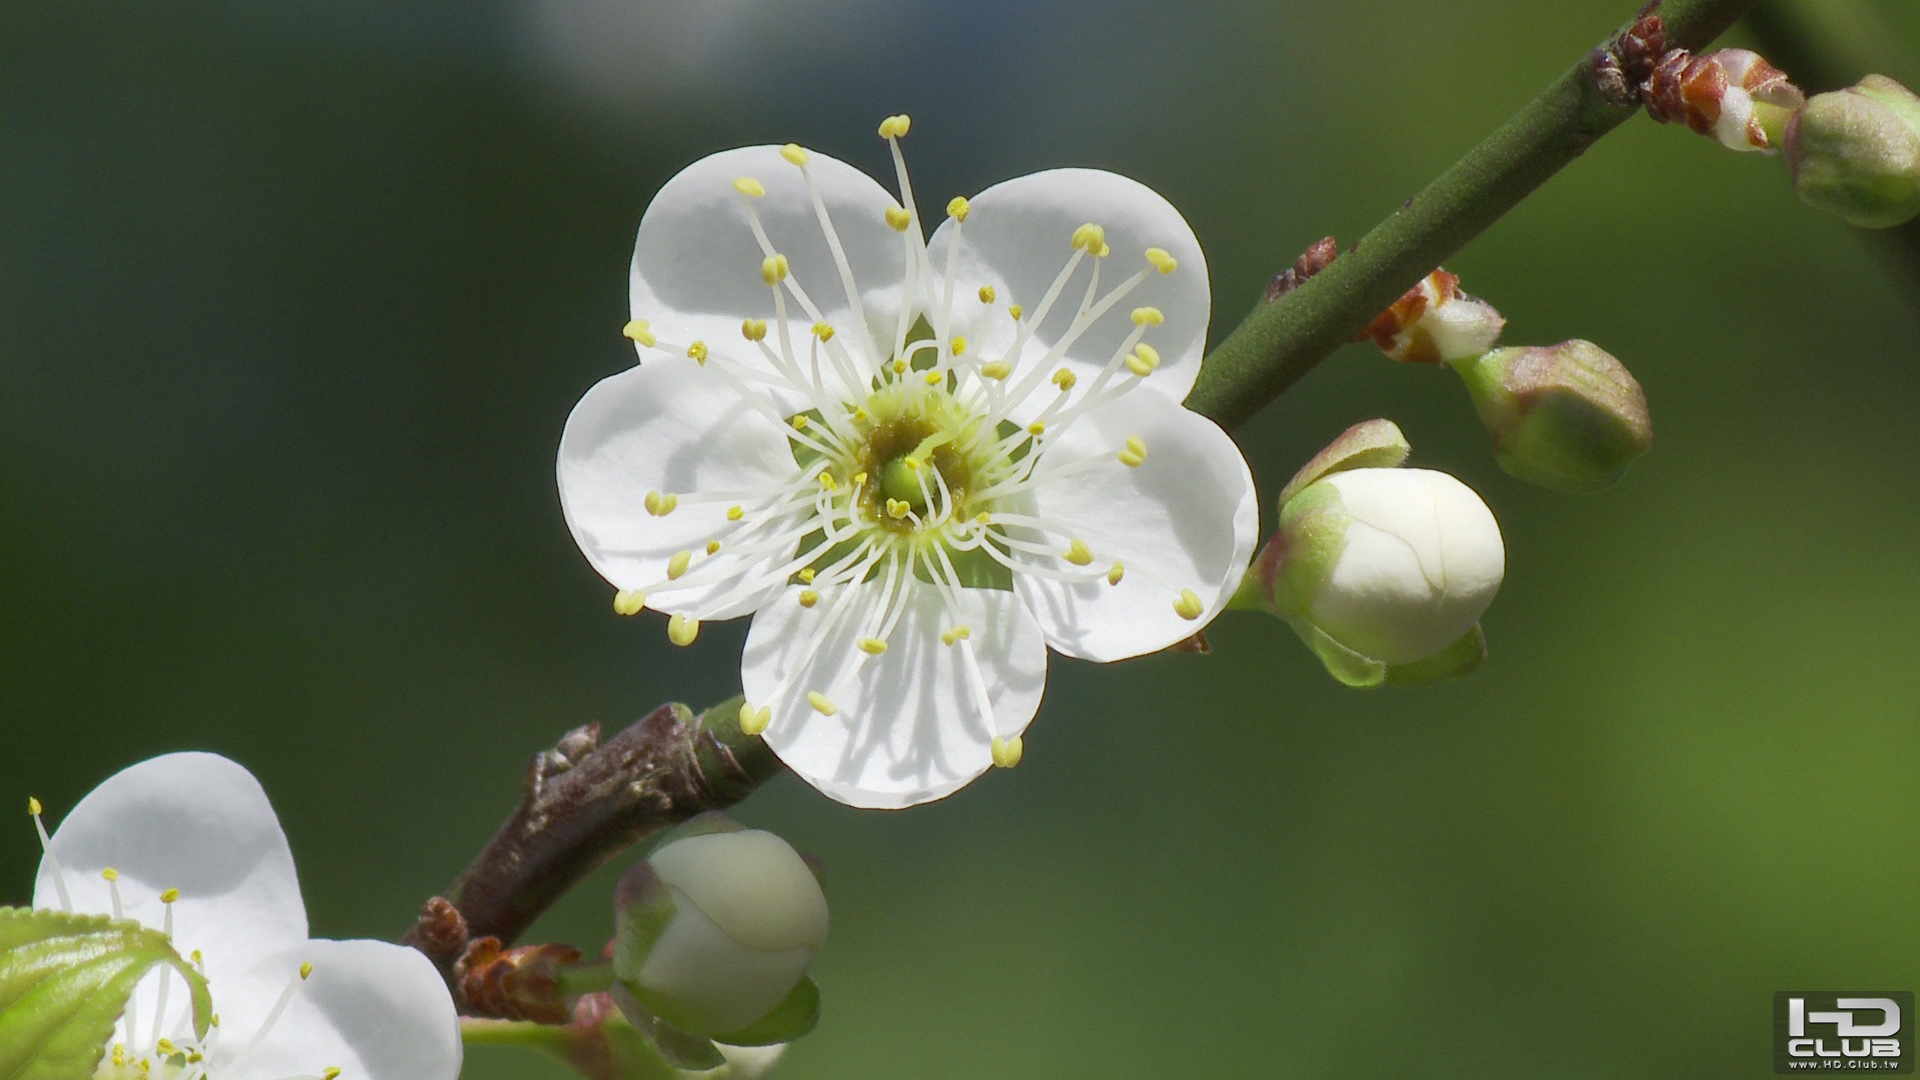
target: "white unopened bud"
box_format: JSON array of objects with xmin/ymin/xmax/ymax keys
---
[
  {"xmin": 614, "ymin": 817, "xmax": 828, "ymax": 1039},
  {"xmin": 1259, "ymin": 466, "xmax": 1503, "ymax": 670}
]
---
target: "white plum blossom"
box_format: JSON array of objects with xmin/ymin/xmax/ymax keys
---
[
  {"xmin": 30, "ymin": 752, "xmax": 462, "ymax": 1080},
  {"xmin": 558, "ymin": 117, "xmax": 1258, "ymax": 808}
]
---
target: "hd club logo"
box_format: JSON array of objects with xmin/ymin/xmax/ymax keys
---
[{"xmin": 1775, "ymin": 992, "xmax": 1913, "ymax": 1073}]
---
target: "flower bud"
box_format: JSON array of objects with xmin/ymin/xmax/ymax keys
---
[
  {"xmin": 1449, "ymin": 340, "xmax": 1652, "ymax": 493},
  {"xmin": 1252, "ymin": 438, "xmax": 1503, "ymax": 685},
  {"xmin": 1357, "ymin": 269, "xmax": 1505, "ymax": 365},
  {"xmin": 1785, "ymin": 74, "xmax": 1920, "ymax": 228},
  {"xmin": 613, "ymin": 814, "xmax": 828, "ymax": 1041}
]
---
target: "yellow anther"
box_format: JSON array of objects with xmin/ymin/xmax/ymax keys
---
[
  {"xmin": 156, "ymin": 1040, "xmax": 177, "ymax": 1056},
  {"xmin": 113, "ymin": 1045, "xmax": 128, "ymax": 1066},
  {"xmin": 791, "ymin": 414, "xmax": 809, "ymax": 431},
  {"xmin": 811, "ymin": 321, "xmax": 835, "ymax": 342},
  {"xmin": 1174, "ymin": 589, "xmax": 1205, "ymax": 620},
  {"xmin": 1125, "ymin": 435, "xmax": 1147, "ymax": 457},
  {"xmin": 1118, "ymin": 449, "xmax": 1146, "ymax": 468},
  {"xmin": 1118, "ymin": 434, "xmax": 1148, "ymax": 467},
  {"xmin": 1027, "ymin": 421, "xmax": 1046, "ymax": 437},
  {"xmin": 1051, "ymin": 367, "xmax": 1077, "ymax": 391},
  {"xmin": 852, "ymin": 408, "xmax": 869, "ymax": 423},
  {"xmin": 923, "ymin": 369, "xmax": 943, "ymax": 385},
  {"xmin": 780, "ymin": 143, "xmax": 809, "ymax": 166},
  {"xmin": 975, "ymin": 511, "xmax": 991, "ymax": 524},
  {"xmin": 850, "ymin": 471, "xmax": 867, "ymax": 488},
  {"xmin": 1107, "ymin": 561, "xmax": 1125, "ymax": 585},
  {"xmin": 613, "ymin": 590, "xmax": 646, "ymax": 616},
  {"xmin": 621, "ymin": 319, "xmax": 656, "ymax": 347},
  {"xmin": 761, "ymin": 253, "xmax": 790, "ymax": 285},
  {"xmin": 799, "ymin": 568, "xmax": 816, "ymax": 583},
  {"xmin": 1070, "ymin": 222, "xmax": 1106, "ymax": 252},
  {"xmin": 819, "ymin": 472, "xmax": 838, "ymax": 492},
  {"xmin": 27, "ymin": 797, "xmax": 41, "ymax": 816},
  {"xmin": 300, "ymin": 961, "xmax": 314, "ymax": 980},
  {"xmin": 726, "ymin": 505, "xmax": 744, "ymax": 521},
  {"xmin": 940, "ymin": 625, "xmax": 971, "ymax": 645},
  {"xmin": 738, "ymin": 702, "xmax": 771, "ymax": 736},
  {"xmin": 978, "ymin": 285, "xmax": 996, "ymax": 304},
  {"xmin": 885, "ymin": 205, "xmax": 912, "ymax": 231},
  {"xmin": 858, "ymin": 637, "xmax": 888, "ymax": 655},
  {"xmin": 324, "ymin": 1069, "xmax": 343, "ymax": 1080},
  {"xmin": 1126, "ymin": 343, "xmax": 1161, "ymax": 377},
  {"xmin": 1064, "ymin": 538, "xmax": 1094, "ymax": 566},
  {"xmin": 807, "ymin": 690, "xmax": 837, "ymax": 716},
  {"xmin": 1144, "ymin": 247, "xmax": 1179, "ymax": 274},
  {"xmin": 991, "ymin": 735, "xmax": 1024, "ymax": 768},
  {"xmin": 1008, "ymin": 304, "xmax": 1023, "ymax": 321},
  {"xmin": 892, "ymin": 359, "xmax": 908, "ymax": 374},
  {"xmin": 191, "ymin": 950, "xmax": 203, "ymax": 965},
  {"xmin": 687, "ymin": 340, "xmax": 709, "ymax": 364},
  {"xmin": 101, "ymin": 868, "xmax": 118, "ymax": 882},
  {"xmin": 187, "ymin": 1052, "xmax": 204, "ymax": 1064},
  {"xmin": 877, "ymin": 114, "xmax": 912, "ymax": 139},
  {"xmin": 946, "ymin": 195, "xmax": 971, "ymax": 222},
  {"xmin": 211, "ymin": 1015, "xmax": 220, "ymax": 1028},
  {"xmin": 950, "ymin": 335, "xmax": 967, "ymax": 356},
  {"xmin": 160, "ymin": 888, "xmax": 180, "ymax": 903},
  {"xmin": 667, "ymin": 614, "xmax": 700, "ymax": 646},
  {"xmin": 644, "ymin": 490, "xmax": 677, "ymax": 517},
  {"xmin": 742, "ymin": 318, "xmax": 768, "ymax": 341},
  {"xmin": 706, "ymin": 540, "xmax": 722, "ymax": 555},
  {"xmin": 667, "ymin": 550, "xmax": 692, "ymax": 579},
  {"xmin": 733, "ymin": 177, "xmax": 766, "ymax": 198},
  {"xmin": 979, "ymin": 361, "xmax": 1011, "ymax": 380},
  {"xmin": 1131, "ymin": 306, "xmax": 1165, "ymax": 326},
  {"xmin": 886, "ymin": 498, "xmax": 911, "ymax": 519},
  {"xmin": 798, "ymin": 589, "xmax": 819, "ymax": 608}
]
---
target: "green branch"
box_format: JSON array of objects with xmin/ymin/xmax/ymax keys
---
[{"xmin": 1186, "ymin": 0, "xmax": 1762, "ymax": 431}]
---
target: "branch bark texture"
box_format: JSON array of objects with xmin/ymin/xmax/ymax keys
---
[{"xmin": 405, "ymin": 698, "xmax": 776, "ymax": 968}]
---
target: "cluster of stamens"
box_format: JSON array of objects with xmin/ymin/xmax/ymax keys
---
[{"xmin": 614, "ymin": 116, "xmax": 1212, "ymax": 764}]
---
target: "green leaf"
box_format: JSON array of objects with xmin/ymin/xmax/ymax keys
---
[
  {"xmin": 0, "ymin": 906, "xmax": 212, "ymax": 1080},
  {"xmin": 710, "ymin": 977, "xmax": 818, "ymax": 1047}
]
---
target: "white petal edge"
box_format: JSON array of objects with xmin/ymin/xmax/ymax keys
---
[
  {"xmin": 926, "ymin": 168, "xmax": 1209, "ymax": 421},
  {"xmin": 558, "ymin": 356, "xmax": 806, "ymax": 621},
  {"xmin": 631, "ymin": 145, "xmax": 913, "ymax": 403},
  {"xmin": 218, "ymin": 939, "xmax": 461, "ymax": 1080},
  {"xmin": 744, "ymin": 578, "xmax": 1047, "ymax": 809},
  {"xmin": 35, "ymin": 752, "xmax": 308, "ymax": 997},
  {"xmin": 1010, "ymin": 388, "xmax": 1257, "ymax": 661}
]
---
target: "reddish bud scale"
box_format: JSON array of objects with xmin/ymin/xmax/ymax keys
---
[
  {"xmin": 1644, "ymin": 48, "xmax": 1803, "ymax": 151},
  {"xmin": 410, "ymin": 896, "xmax": 470, "ymax": 969},
  {"xmin": 457, "ymin": 937, "xmax": 584, "ymax": 1023},
  {"xmin": 1265, "ymin": 236, "xmax": 1340, "ymax": 303}
]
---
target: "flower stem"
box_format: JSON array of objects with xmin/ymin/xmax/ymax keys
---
[
  {"xmin": 1184, "ymin": 0, "xmax": 1762, "ymax": 431},
  {"xmin": 554, "ymin": 959, "xmax": 617, "ymax": 998}
]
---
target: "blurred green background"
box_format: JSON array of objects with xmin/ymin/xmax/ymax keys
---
[{"xmin": 6, "ymin": 1, "xmax": 1918, "ymax": 1077}]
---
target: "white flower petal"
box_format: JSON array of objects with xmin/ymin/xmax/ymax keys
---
[
  {"xmin": 927, "ymin": 168, "xmax": 1209, "ymax": 418},
  {"xmin": 35, "ymin": 752, "xmax": 307, "ymax": 994},
  {"xmin": 743, "ymin": 578, "xmax": 1046, "ymax": 808},
  {"xmin": 219, "ymin": 939, "xmax": 461, "ymax": 1080},
  {"xmin": 1011, "ymin": 389, "xmax": 1257, "ymax": 661},
  {"xmin": 559, "ymin": 356, "xmax": 805, "ymax": 620},
  {"xmin": 631, "ymin": 145, "xmax": 911, "ymax": 401}
]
